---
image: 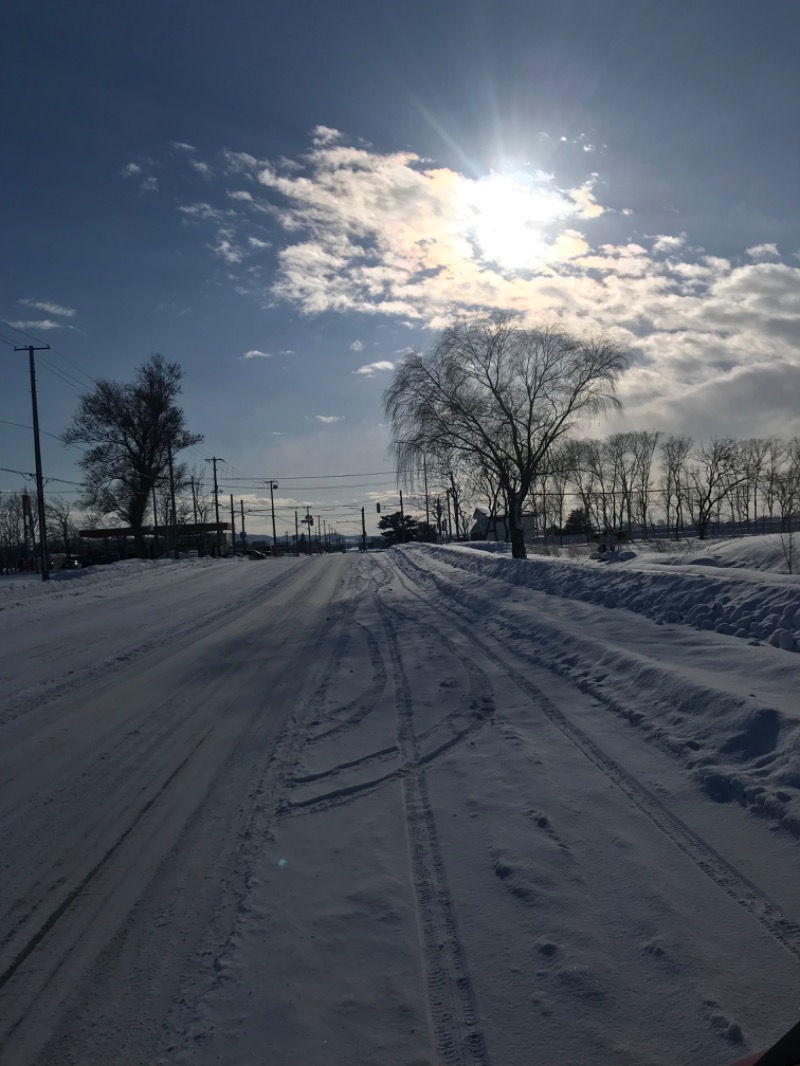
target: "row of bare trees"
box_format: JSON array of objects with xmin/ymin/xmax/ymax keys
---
[
  {"xmin": 385, "ymin": 315, "xmax": 630, "ymax": 558},
  {"xmin": 525, "ymin": 434, "xmax": 800, "ymax": 541},
  {"xmin": 420, "ymin": 433, "xmax": 800, "ymax": 545},
  {"xmin": 0, "ymin": 493, "xmax": 80, "ymax": 572},
  {"xmin": 0, "ymin": 466, "xmax": 221, "ymax": 572},
  {"xmin": 382, "ymin": 316, "xmax": 800, "ymax": 553}
]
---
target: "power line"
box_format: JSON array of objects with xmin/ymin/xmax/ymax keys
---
[
  {"xmin": 38, "ymin": 359, "xmax": 86, "ymax": 393},
  {"xmin": 43, "ymin": 475, "xmax": 82, "ymax": 486},
  {"xmin": 0, "ymin": 318, "xmax": 48, "ymax": 344},
  {"xmin": 0, "ymin": 417, "xmax": 63, "ymax": 443},
  {"xmin": 0, "ymin": 465, "xmax": 35, "ymax": 479},
  {"xmin": 52, "ymin": 353, "xmax": 96, "ymax": 387},
  {"xmin": 214, "ymin": 479, "xmax": 398, "ymax": 492},
  {"xmin": 218, "ymin": 469, "xmax": 396, "ymax": 481},
  {"xmin": 40, "ymin": 356, "xmax": 89, "ymax": 392}
]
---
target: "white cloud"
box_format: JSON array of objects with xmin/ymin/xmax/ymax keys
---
[
  {"xmin": 140, "ymin": 176, "xmax": 159, "ymax": 192},
  {"xmin": 212, "ymin": 228, "xmax": 244, "ymax": 264},
  {"xmin": 221, "ymin": 150, "xmax": 259, "ymax": 175},
  {"xmin": 746, "ymin": 242, "xmax": 779, "ymax": 260},
  {"xmin": 349, "ymin": 339, "xmax": 364, "ymax": 351},
  {"xmin": 20, "ymin": 299, "xmax": 76, "ymax": 317},
  {"xmin": 142, "ymin": 130, "xmax": 800, "ymax": 440},
  {"xmin": 315, "ymin": 415, "xmax": 343, "ymax": 423},
  {"xmin": 247, "ymin": 236, "xmax": 270, "ymax": 249},
  {"xmin": 191, "ymin": 160, "xmax": 212, "ymax": 177},
  {"xmin": 8, "ymin": 318, "xmax": 64, "ymax": 331},
  {"xmin": 228, "ymin": 190, "xmax": 254, "ymax": 202},
  {"xmin": 651, "ymin": 233, "xmax": 686, "ymax": 254},
  {"xmin": 172, "ymin": 141, "xmax": 196, "ymax": 152},
  {"xmin": 243, "ymin": 349, "xmax": 272, "ymax": 358},
  {"xmin": 354, "ymin": 360, "xmax": 394, "ymax": 376},
  {"xmin": 311, "ymin": 125, "xmax": 342, "ymax": 147},
  {"xmin": 120, "ymin": 162, "xmax": 142, "ymax": 178},
  {"xmin": 179, "ymin": 202, "xmax": 224, "ymax": 221}
]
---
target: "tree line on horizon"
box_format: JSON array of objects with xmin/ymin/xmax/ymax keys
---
[
  {"xmin": 383, "ymin": 314, "xmax": 800, "ymax": 555},
  {"xmin": 4, "ymin": 318, "xmax": 800, "ymax": 571}
]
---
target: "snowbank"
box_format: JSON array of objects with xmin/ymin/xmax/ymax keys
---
[
  {"xmin": 428, "ymin": 538, "xmax": 800, "ymax": 653},
  {"xmin": 396, "ymin": 542, "xmax": 800, "ymax": 842},
  {"xmin": 0, "ymin": 556, "xmax": 215, "ymax": 605}
]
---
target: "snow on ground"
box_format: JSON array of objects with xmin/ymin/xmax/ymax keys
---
[
  {"xmin": 408, "ymin": 538, "xmax": 800, "ymax": 840},
  {"xmin": 1, "ymin": 544, "xmax": 800, "ymax": 1065}
]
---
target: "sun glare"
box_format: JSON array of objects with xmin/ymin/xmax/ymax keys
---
[{"xmin": 457, "ymin": 172, "xmax": 571, "ymax": 271}]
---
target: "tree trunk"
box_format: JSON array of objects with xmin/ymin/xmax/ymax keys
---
[{"xmin": 507, "ymin": 489, "xmax": 527, "ymax": 559}]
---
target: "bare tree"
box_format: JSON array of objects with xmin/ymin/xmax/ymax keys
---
[
  {"xmin": 660, "ymin": 435, "xmax": 692, "ymax": 540},
  {"xmin": 541, "ymin": 444, "xmax": 572, "ymax": 539},
  {"xmin": 687, "ymin": 439, "xmax": 743, "ymax": 540},
  {"xmin": 762, "ymin": 438, "xmax": 787, "ymax": 532},
  {"xmin": 190, "ymin": 467, "xmax": 214, "ymax": 524},
  {"xmin": 62, "ymin": 354, "xmax": 203, "ymax": 556},
  {"xmin": 0, "ymin": 492, "xmax": 25, "ymax": 572},
  {"xmin": 385, "ymin": 315, "xmax": 628, "ymax": 558},
  {"xmin": 563, "ymin": 439, "xmax": 603, "ymax": 532},
  {"xmin": 631, "ymin": 430, "xmax": 661, "ymax": 536},
  {"xmin": 45, "ymin": 496, "xmax": 79, "ymax": 563}
]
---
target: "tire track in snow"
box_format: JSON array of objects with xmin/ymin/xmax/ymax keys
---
[
  {"xmin": 376, "ymin": 595, "xmax": 491, "ymax": 1066},
  {"xmin": 283, "ymin": 580, "xmax": 494, "ymax": 816},
  {"xmin": 0, "ymin": 561, "xmax": 307, "ymax": 726},
  {"xmin": 392, "ymin": 550, "xmax": 800, "ymax": 966},
  {"xmin": 307, "ymin": 621, "xmax": 388, "ymax": 742},
  {"xmin": 0, "ymin": 724, "xmax": 215, "ymax": 1001},
  {"xmin": 0, "ymin": 560, "xmax": 357, "ymax": 1065}
]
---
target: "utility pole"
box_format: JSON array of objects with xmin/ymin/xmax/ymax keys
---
[
  {"xmin": 229, "ymin": 494, "xmax": 236, "ymax": 553},
  {"xmin": 190, "ymin": 476, "xmax": 199, "ymax": 556},
  {"xmin": 211, "ymin": 457, "xmax": 223, "ymax": 556},
  {"xmin": 446, "ymin": 489, "xmax": 453, "ymax": 542},
  {"xmin": 152, "ymin": 482, "xmax": 160, "ymax": 558},
  {"xmin": 240, "ymin": 499, "xmax": 246, "ymax": 548},
  {"xmin": 399, "ymin": 489, "xmax": 404, "ymax": 521},
  {"xmin": 361, "ymin": 506, "xmax": 367, "ymax": 553},
  {"xmin": 316, "ymin": 515, "xmax": 321, "ymax": 554},
  {"xmin": 269, "ymin": 481, "xmax": 278, "ymax": 556},
  {"xmin": 436, "ymin": 495, "xmax": 443, "ymax": 542},
  {"xmin": 423, "ymin": 453, "xmax": 430, "ymax": 536},
  {"xmin": 167, "ymin": 443, "xmax": 178, "ymax": 559},
  {"xmin": 295, "ymin": 509, "xmax": 299, "ymax": 556},
  {"xmin": 14, "ymin": 345, "xmax": 50, "ymax": 580},
  {"xmin": 305, "ymin": 507, "xmax": 311, "ymax": 554}
]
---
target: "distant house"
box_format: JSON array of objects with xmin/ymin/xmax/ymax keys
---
[{"xmin": 468, "ymin": 507, "xmax": 538, "ymax": 542}]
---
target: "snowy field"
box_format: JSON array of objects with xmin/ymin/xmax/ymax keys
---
[{"xmin": 1, "ymin": 541, "xmax": 799, "ymax": 1065}]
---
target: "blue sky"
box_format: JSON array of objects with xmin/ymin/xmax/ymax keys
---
[{"xmin": 3, "ymin": 1, "xmax": 800, "ymax": 537}]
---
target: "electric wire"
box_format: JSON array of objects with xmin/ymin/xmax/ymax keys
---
[
  {"xmin": 39, "ymin": 357, "xmax": 90, "ymax": 392},
  {"xmin": 0, "ymin": 318, "xmax": 49, "ymax": 344}
]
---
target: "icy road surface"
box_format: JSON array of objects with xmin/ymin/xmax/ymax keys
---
[{"xmin": 1, "ymin": 549, "xmax": 800, "ymax": 1065}]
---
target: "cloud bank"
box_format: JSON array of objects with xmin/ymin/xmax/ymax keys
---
[{"xmin": 150, "ymin": 130, "xmax": 800, "ymax": 437}]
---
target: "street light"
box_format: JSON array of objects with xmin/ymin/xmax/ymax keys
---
[{"xmin": 269, "ymin": 481, "xmax": 278, "ymax": 556}]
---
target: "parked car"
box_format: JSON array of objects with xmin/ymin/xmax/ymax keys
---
[{"xmin": 247, "ymin": 550, "xmax": 267, "ymax": 560}]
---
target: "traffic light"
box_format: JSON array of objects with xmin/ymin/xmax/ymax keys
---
[
  {"xmin": 376, "ymin": 502, "xmax": 381, "ymax": 513},
  {"xmin": 308, "ymin": 515, "xmax": 314, "ymax": 525}
]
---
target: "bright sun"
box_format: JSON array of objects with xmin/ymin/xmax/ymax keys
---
[{"xmin": 457, "ymin": 172, "xmax": 572, "ymax": 271}]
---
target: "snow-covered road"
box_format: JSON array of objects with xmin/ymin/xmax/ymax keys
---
[{"xmin": 1, "ymin": 549, "xmax": 799, "ymax": 1065}]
